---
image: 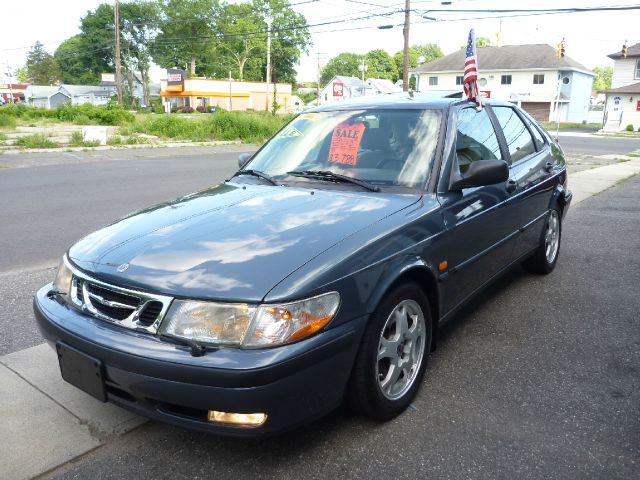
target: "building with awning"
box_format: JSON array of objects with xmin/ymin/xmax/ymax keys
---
[{"xmin": 159, "ymin": 72, "xmax": 292, "ymax": 113}]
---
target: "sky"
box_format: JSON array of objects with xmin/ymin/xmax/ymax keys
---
[{"xmin": 0, "ymin": 0, "xmax": 638, "ymax": 84}]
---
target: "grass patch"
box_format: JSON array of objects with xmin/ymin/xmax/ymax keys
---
[
  {"xmin": 69, "ymin": 131, "xmax": 100, "ymax": 147},
  {"xmin": 0, "ymin": 113, "xmax": 16, "ymax": 129},
  {"xmin": 127, "ymin": 111, "xmax": 289, "ymax": 143},
  {"xmin": 0, "ymin": 101, "xmax": 134, "ymax": 126},
  {"xmin": 0, "ymin": 132, "xmax": 7, "ymax": 141},
  {"xmin": 16, "ymin": 133, "xmax": 60, "ymax": 149},
  {"xmin": 540, "ymin": 122, "xmax": 600, "ymax": 130},
  {"xmin": 107, "ymin": 135, "xmax": 122, "ymax": 145}
]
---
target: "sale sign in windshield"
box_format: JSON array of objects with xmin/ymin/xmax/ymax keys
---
[{"xmin": 328, "ymin": 122, "xmax": 366, "ymax": 166}]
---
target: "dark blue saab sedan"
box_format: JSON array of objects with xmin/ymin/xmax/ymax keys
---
[{"xmin": 34, "ymin": 95, "xmax": 572, "ymax": 436}]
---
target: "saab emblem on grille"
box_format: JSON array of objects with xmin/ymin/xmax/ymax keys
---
[{"xmin": 116, "ymin": 263, "xmax": 129, "ymax": 272}]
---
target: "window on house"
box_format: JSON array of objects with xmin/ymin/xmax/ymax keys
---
[
  {"xmin": 636, "ymin": 59, "xmax": 640, "ymax": 79},
  {"xmin": 533, "ymin": 74, "xmax": 545, "ymax": 84},
  {"xmin": 455, "ymin": 75, "xmax": 464, "ymax": 85},
  {"xmin": 501, "ymin": 75, "xmax": 512, "ymax": 85},
  {"xmin": 429, "ymin": 76, "xmax": 438, "ymax": 86}
]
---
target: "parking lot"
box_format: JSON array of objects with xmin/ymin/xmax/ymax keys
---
[{"xmin": 0, "ymin": 141, "xmax": 638, "ymax": 479}]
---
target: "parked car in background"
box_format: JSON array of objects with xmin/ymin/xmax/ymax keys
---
[{"xmin": 34, "ymin": 94, "xmax": 571, "ymax": 436}]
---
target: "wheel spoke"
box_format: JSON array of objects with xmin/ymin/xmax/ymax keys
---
[
  {"xmin": 378, "ymin": 337, "xmax": 397, "ymax": 360},
  {"xmin": 380, "ymin": 362, "xmax": 401, "ymax": 393}
]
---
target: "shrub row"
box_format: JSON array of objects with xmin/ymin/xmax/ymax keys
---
[
  {"xmin": 126, "ymin": 111, "xmax": 290, "ymax": 143},
  {"xmin": 0, "ymin": 102, "xmax": 134, "ymax": 126}
]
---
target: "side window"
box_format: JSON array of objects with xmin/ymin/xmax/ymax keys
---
[
  {"xmin": 492, "ymin": 106, "xmax": 536, "ymax": 163},
  {"xmin": 455, "ymin": 108, "xmax": 502, "ymax": 174}
]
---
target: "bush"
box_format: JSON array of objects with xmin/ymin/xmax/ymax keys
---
[
  {"xmin": 73, "ymin": 115, "xmax": 92, "ymax": 125},
  {"xmin": 0, "ymin": 102, "xmax": 133, "ymax": 126},
  {"xmin": 16, "ymin": 133, "xmax": 59, "ymax": 149},
  {"xmin": 196, "ymin": 106, "xmax": 207, "ymax": 113},
  {"xmin": 107, "ymin": 135, "xmax": 122, "ymax": 145},
  {"xmin": 626, "ymin": 124, "xmax": 635, "ymax": 132},
  {"xmin": 181, "ymin": 106, "xmax": 195, "ymax": 114},
  {"xmin": 638, "ymin": 126, "xmax": 640, "ymax": 132},
  {"xmin": 153, "ymin": 106, "xmax": 165, "ymax": 114},
  {"xmin": 0, "ymin": 113, "xmax": 16, "ymax": 128}
]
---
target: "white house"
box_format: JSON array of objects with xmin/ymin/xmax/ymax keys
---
[
  {"xmin": 602, "ymin": 43, "xmax": 640, "ymax": 131},
  {"xmin": 25, "ymin": 86, "xmax": 71, "ymax": 109},
  {"xmin": 412, "ymin": 44, "xmax": 595, "ymax": 123},
  {"xmin": 320, "ymin": 76, "xmax": 365, "ymax": 104},
  {"xmin": 320, "ymin": 76, "xmax": 402, "ymax": 105}
]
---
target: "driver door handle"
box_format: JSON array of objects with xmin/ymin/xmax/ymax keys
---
[
  {"xmin": 505, "ymin": 178, "xmax": 517, "ymax": 194},
  {"xmin": 544, "ymin": 161, "xmax": 554, "ymax": 172}
]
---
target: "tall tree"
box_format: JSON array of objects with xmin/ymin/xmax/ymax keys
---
[
  {"xmin": 320, "ymin": 52, "xmax": 362, "ymax": 85},
  {"xmin": 259, "ymin": 0, "xmax": 312, "ymax": 85},
  {"xmin": 120, "ymin": 1, "xmax": 162, "ymax": 105},
  {"xmin": 365, "ymin": 49, "xmax": 398, "ymax": 82},
  {"xmin": 151, "ymin": 0, "xmax": 219, "ymax": 76},
  {"xmin": 55, "ymin": 36, "xmax": 104, "ymax": 84},
  {"xmin": 592, "ymin": 66, "xmax": 612, "ymax": 91},
  {"xmin": 26, "ymin": 41, "xmax": 61, "ymax": 84},
  {"xmin": 14, "ymin": 66, "xmax": 28, "ymax": 83}
]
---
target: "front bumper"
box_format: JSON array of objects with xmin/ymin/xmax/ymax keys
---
[{"xmin": 34, "ymin": 284, "xmax": 366, "ymax": 437}]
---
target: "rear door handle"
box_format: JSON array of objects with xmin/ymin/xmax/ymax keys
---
[
  {"xmin": 544, "ymin": 161, "xmax": 553, "ymax": 172},
  {"xmin": 506, "ymin": 179, "xmax": 517, "ymax": 193}
]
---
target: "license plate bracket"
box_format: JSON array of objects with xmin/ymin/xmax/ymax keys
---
[{"xmin": 56, "ymin": 342, "xmax": 107, "ymax": 402}]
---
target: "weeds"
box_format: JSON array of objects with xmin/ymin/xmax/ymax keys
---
[
  {"xmin": 0, "ymin": 113, "xmax": 16, "ymax": 129},
  {"xmin": 16, "ymin": 133, "xmax": 59, "ymax": 149},
  {"xmin": 69, "ymin": 131, "xmax": 100, "ymax": 147}
]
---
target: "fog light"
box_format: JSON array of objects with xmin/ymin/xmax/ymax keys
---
[{"xmin": 207, "ymin": 410, "xmax": 267, "ymax": 427}]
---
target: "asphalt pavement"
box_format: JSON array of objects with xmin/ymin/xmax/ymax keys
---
[
  {"xmin": 40, "ymin": 174, "xmax": 640, "ymax": 479},
  {"xmin": 0, "ymin": 138, "xmax": 638, "ymax": 479}
]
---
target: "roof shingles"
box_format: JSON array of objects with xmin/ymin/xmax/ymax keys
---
[{"xmin": 414, "ymin": 44, "xmax": 593, "ymax": 74}]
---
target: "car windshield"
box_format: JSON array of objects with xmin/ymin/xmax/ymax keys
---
[{"xmin": 244, "ymin": 109, "xmax": 442, "ymax": 189}]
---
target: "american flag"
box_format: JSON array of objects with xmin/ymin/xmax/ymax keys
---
[{"xmin": 463, "ymin": 28, "xmax": 481, "ymax": 106}]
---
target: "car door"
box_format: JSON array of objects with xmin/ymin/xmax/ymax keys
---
[
  {"xmin": 491, "ymin": 106, "xmax": 557, "ymax": 260},
  {"xmin": 436, "ymin": 106, "xmax": 521, "ymax": 315}
]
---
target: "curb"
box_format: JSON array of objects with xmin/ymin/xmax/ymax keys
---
[{"xmin": 0, "ymin": 140, "xmax": 242, "ymax": 155}]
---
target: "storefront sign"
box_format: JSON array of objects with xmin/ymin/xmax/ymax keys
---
[
  {"xmin": 166, "ymin": 69, "xmax": 186, "ymax": 92},
  {"xmin": 101, "ymin": 73, "xmax": 115, "ymax": 83},
  {"xmin": 333, "ymin": 82, "xmax": 344, "ymax": 97}
]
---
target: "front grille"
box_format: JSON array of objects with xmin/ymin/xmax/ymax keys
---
[
  {"xmin": 139, "ymin": 301, "xmax": 164, "ymax": 326},
  {"xmin": 68, "ymin": 265, "xmax": 172, "ymax": 334}
]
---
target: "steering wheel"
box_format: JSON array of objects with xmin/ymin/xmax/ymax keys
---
[{"xmin": 376, "ymin": 158, "xmax": 404, "ymax": 170}]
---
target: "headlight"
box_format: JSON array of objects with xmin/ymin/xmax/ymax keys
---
[
  {"xmin": 53, "ymin": 256, "xmax": 73, "ymax": 295},
  {"xmin": 160, "ymin": 292, "xmax": 340, "ymax": 348}
]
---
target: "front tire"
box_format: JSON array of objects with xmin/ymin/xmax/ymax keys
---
[
  {"xmin": 348, "ymin": 283, "xmax": 432, "ymax": 420},
  {"xmin": 523, "ymin": 209, "xmax": 561, "ymax": 274}
]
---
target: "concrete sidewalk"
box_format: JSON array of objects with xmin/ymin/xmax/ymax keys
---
[{"xmin": 1, "ymin": 158, "xmax": 638, "ymax": 480}]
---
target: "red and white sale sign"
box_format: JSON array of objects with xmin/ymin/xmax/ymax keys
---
[{"xmin": 333, "ymin": 82, "xmax": 344, "ymax": 97}]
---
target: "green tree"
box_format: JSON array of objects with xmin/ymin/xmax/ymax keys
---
[
  {"xmin": 120, "ymin": 1, "xmax": 162, "ymax": 105},
  {"xmin": 393, "ymin": 44, "xmax": 443, "ymax": 71},
  {"xmin": 151, "ymin": 0, "xmax": 219, "ymax": 76},
  {"xmin": 320, "ymin": 52, "xmax": 362, "ymax": 85},
  {"xmin": 14, "ymin": 66, "xmax": 28, "ymax": 83},
  {"xmin": 475, "ymin": 36, "xmax": 492, "ymax": 47},
  {"xmin": 365, "ymin": 49, "xmax": 398, "ymax": 82},
  {"xmin": 55, "ymin": 36, "xmax": 103, "ymax": 84},
  {"xmin": 26, "ymin": 41, "xmax": 61, "ymax": 84},
  {"xmin": 260, "ymin": 0, "xmax": 312, "ymax": 85},
  {"xmin": 592, "ymin": 66, "xmax": 613, "ymax": 91}
]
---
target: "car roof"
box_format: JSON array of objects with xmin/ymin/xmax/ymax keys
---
[{"xmin": 306, "ymin": 92, "xmax": 518, "ymax": 112}]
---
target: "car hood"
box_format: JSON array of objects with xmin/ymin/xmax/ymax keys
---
[{"xmin": 68, "ymin": 182, "xmax": 420, "ymax": 302}]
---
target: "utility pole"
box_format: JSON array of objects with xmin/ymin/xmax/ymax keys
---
[
  {"xmin": 402, "ymin": 0, "xmax": 410, "ymax": 91},
  {"xmin": 265, "ymin": 13, "xmax": 273, "ymax": 112},
  {"xmin": 114, "ymin": 0, "xmax": 123, "ymax": 104},
  {"xmin": 360, "ymin": 58, "xmax": 367, "ymax": 96},
  {"xmin": 315, "ymin": 52, "xmax": 325, "ymax": 104}
]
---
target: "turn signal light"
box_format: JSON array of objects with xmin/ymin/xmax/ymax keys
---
[{"xmin": 207, "ymin": 410, "xmax": 267, "ymax": 427}]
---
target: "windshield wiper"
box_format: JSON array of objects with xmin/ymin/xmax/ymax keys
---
[
  {"xmin": 287, "ymin": 170, "xmax": 380, "ymax": 192},
  {"xmin": 233, "ymin": 169, "xmax": 279, "ymax": 186}
]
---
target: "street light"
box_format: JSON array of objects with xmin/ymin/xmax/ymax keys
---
[
  {"xmin": 264, "ymin": 13, "xmax": 273, "ymax": 112},
  {"xmin": 359, "ymin": 59, "xmax": 368, "ymax": 96}
]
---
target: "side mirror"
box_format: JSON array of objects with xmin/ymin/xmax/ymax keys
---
[
  {"xmin": 238, "ymin": 152, "xmax": 253, "ymax": 169},
  {"xmin": 450, "ymin": 159, "xmax": 509, "ymax": 191}
]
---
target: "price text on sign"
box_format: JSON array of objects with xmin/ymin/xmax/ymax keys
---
[{"xmin": 328, "ymin": 122, "xmax": 366, "ymax": 166}]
